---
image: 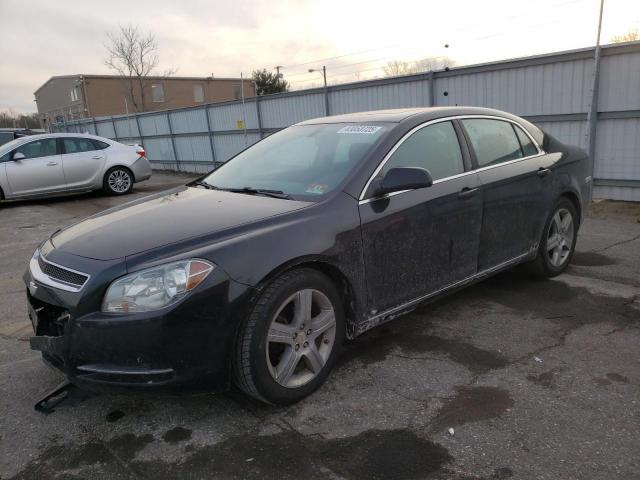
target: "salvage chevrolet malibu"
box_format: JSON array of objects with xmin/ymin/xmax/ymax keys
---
[{"xmin": 26, "ymin": 107, "xmax": 590, "ymax": 404}]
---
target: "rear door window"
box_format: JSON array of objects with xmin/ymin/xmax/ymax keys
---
[
  {"xmin": 462, "ymin": 119, "xmax": 523, "ymax": 168},
  {"xmin": 63, "ymin": 138, "xmax": 98, "ymax": 154},
  {"xmin": 383, "ymin": 121, "xmax": 464, "ymax": 181}
]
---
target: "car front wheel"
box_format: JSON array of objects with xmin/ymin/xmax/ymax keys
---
[
  {"xmin": 234, "ymin": 268, "xmax": 344, "ymax": 405},
  {"xmin": 104, "ymin": 167, "xmax": 133, "ymax": 195}
]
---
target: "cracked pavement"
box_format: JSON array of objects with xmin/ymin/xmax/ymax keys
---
[{"xmin": 1, "ymin": 173, "xmax": 639, "ymax": 480}]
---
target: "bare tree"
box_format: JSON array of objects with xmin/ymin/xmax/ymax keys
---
[
  {"xmin": 104, "ymin": 25, "xmax": 175, "ymax": 112},
  {"xmin": 0, "ymin": 109, "xmax": 40, "ymax": 129},
  {"xmin": 383, "ymin": 60, "xmax": 415, "ymax": 77},
  {"xmin": 611, "ymin": 27, "xmax": 640, "ymax": 43},
  {"xmin": 383, "ymin": 57, "xmax": 456, "ymax": 77}
]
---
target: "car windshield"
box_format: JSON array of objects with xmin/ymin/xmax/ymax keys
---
[{"xmin": 201, "ymin": 123, "xmax": 390, "ymax": 200}]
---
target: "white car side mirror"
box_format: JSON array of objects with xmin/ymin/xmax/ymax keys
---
[{"xmin": 13, "ymin": 152, "xmax": 26, "ymax": 161}]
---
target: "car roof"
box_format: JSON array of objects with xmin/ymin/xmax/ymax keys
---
[
  {"xmin": 0, "ymin": 132, "xmax": 115, "ymax": 154},
  {"xmin": 15, "ymin": 132, "xmax": 106, "ymax": 141},
  {"xmin": 296, "ymin": 106, "xmax": 523, "ymax": 125}
]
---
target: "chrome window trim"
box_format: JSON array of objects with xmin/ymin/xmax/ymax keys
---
[
  {"xmin": 358, "ymin": 114, "xmax": 545, "ymax": 201},
  {"xmin": 29, "ymin": 250, "xmax": 90, "ymax": 293}
]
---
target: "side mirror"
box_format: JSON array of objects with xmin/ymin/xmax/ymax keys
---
[
  {"xmin": 13, "ymin": 152, "xmax": 26, "ymax": 161},
  {"xmin": 375, "ymin": 167, "xmax": 433, "ymax": 196}
]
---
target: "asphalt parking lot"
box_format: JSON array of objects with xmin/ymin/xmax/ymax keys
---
[{"xmin": 1, "ymin": 172, "xmax": 639, "ymax": 480}]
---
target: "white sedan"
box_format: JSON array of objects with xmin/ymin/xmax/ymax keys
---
[{"xmin": 0, "ymin": 133, "xmax": 152, "ymax": 201}]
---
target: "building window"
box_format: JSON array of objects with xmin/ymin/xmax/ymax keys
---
[
  {"xmin": 70, "ymin": 87, "xmax": 79, "ymax": 102},
  {"xmin": 193, "ymin": 84, "xmax": 204, "ymax": 102},
  {"xmin": 152, "ymin": 84, "xmax": 165, "ymax": 103},
  {"xmin": 233, "ymin": 84, "xmax": 241, "ymax": 100}
]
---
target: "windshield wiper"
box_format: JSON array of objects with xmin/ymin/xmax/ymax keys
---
[
  {"xmin": 191, "ymin": 180, "xmax": 219, "ymax": 190},
  {"xmin": 225, "ymin": 187, "xmax": 292, "ymax": 200}
]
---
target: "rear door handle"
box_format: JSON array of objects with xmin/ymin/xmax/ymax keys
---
[
  {"xmin": 46, "ymin": 162, "xmax": 58, "ymax": 166},
  {"xmin": 92, "ymin": 155, "xmax": 104, "ymax": 159},
  {"xmin": 458, "ymin": 187, "xmax": 479, "ymax": 199},
  {"xmin": 537, "ymin": 167, "xmax": 551, "ymax": 177}
]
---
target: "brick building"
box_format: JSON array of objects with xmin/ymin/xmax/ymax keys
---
[{"xmin": 34, "ymin": 75, "xmax": 254, "ymax": 128}]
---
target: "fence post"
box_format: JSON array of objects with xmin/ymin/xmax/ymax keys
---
[
  {"xmin": 111, "ymin": 116, "xmax": 119, "ymax": 142},
  {"xmin": 587, "ymin": 3, "xmax": 604, "ymax": 201},
  {"xmin": 204, "ymin": 105, "xmax": 217, "ymax": 168},
  {"xmin": 166, "ymin": 112, "xmax": 180, "ymax": 172},
  {"xmin": 133, "ymin": 114, "xmax": 144, "ymax": 149},
  {"xmin": 429, "ymin": 71, "xmax": 435, "ymax": 107},
  {"xmin": 255, "ymin": 96, "xmax": 264, "ymax": 139}
]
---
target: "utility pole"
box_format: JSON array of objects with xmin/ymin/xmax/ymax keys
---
[
  {"xmin": 308, "ymin": 66, "xmax": 329, "ymax": 115},
  {"xmin": 275, "ymin": 65, "xmax": 284, "ymax": 78},
  {"xmin": 587, "ymin": 0, "xmax": 605, "ymax": 201},
  {"xmin": 308, "ymin": 66, "xmax": 327, "ymax": 88}
]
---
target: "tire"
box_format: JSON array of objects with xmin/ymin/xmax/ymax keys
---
[
  {"xmin": 103, "ymin": 167, "xmax": 133, "ymax": 195},
  {"xmin": 234, "ymin": 268, "xmax": 345, "ymax": 405},
  {"xmin": 529, "ymin": 197, "xmax": 578, "ymax": 277}
]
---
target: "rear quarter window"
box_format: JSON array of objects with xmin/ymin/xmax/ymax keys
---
[
  {"xmin": 91, "ymin": 139, "xmax": 110, "ymax": 150},
  {"xmin": 513, "ymin": 125, "xmax": 539, "ymax": 157}
]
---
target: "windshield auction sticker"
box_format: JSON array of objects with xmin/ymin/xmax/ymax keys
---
[
  {"xmin": 305, "ymin": 183, "xmax": 328, "ymax": 194},
  {"xmin": 337, "ymin": 125, "xmax": 382, "ymax": 134}
]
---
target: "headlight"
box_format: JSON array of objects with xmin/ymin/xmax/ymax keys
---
[{"xmin": 102, "ymin": 259, "xmax": 214, "ymax": 313}]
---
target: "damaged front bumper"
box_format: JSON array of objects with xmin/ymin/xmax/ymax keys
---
[{"xmin": 25, "ymin": 258, "xmax": 253, "ymax": 393}]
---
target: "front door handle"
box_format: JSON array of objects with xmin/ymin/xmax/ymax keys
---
[
  {"xmin": 46, "ymin": 162, "xmax": 58, "ymax": 166},
  {"xmin": 458, "ymin": 187, "xmax": 479, "ymax": 199},
  {"xmin": 92, "ymin": 155, "xmax": 104, "ymax": 159},
  {"xmin": 537, "ymin": 167, "xmax": 551, "ymax": 177}
]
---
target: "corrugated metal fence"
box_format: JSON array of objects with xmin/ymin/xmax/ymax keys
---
[{"xmin": 53, "ymin": 42, "xmax": 640, "ymax": 201}]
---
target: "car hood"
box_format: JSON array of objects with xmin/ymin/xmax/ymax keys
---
[{"xmin": 51, "ymin": 186, "xmax": 312, "ymax": 260}]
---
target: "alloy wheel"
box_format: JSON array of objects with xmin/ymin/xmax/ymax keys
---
[
  {"xmin": 546, "ymin": 207, "xmax": 574, "ymax": 267},
  {"xmin": 265, "ymin": 288, "xmax": 337, "ymax": 388},
  {"xmin": 108, "ymin": 169, "xmax": 131, "ymax": 193}
]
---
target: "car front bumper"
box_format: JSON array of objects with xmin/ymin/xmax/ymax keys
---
[{"xmin": 25, "ymin": 260, "xmax": 253, "ymax": 392}]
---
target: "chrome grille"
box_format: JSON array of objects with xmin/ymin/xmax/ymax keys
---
[{"xmin": 38, "ymin": 254, "xmax": 88, "ymax": 288}]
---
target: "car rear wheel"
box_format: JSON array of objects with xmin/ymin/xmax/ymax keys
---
[
  {"xmin": 234, "ymin": 268, "xmax": 344, "ymax": 405},
  {"xmin": 530, "ymin": 197, "xmax": 578, "ymax": 277},
  {"xmin": 104, "ymin": 167, "xmax": 133, "ymax": 195}
]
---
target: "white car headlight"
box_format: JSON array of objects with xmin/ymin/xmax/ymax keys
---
[{"xmin": 102, "ymin": 259, "xmax": 214, "ymax": 313}]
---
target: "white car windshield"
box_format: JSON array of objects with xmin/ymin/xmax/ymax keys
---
[{"xmin": 201, "ymin": 123, "xmax": 391, "ymax": 200}]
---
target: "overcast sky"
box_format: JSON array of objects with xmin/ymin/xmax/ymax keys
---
[{"xmin": 0, "ymin": 0, "xmax": 638, "ymax": 113}]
